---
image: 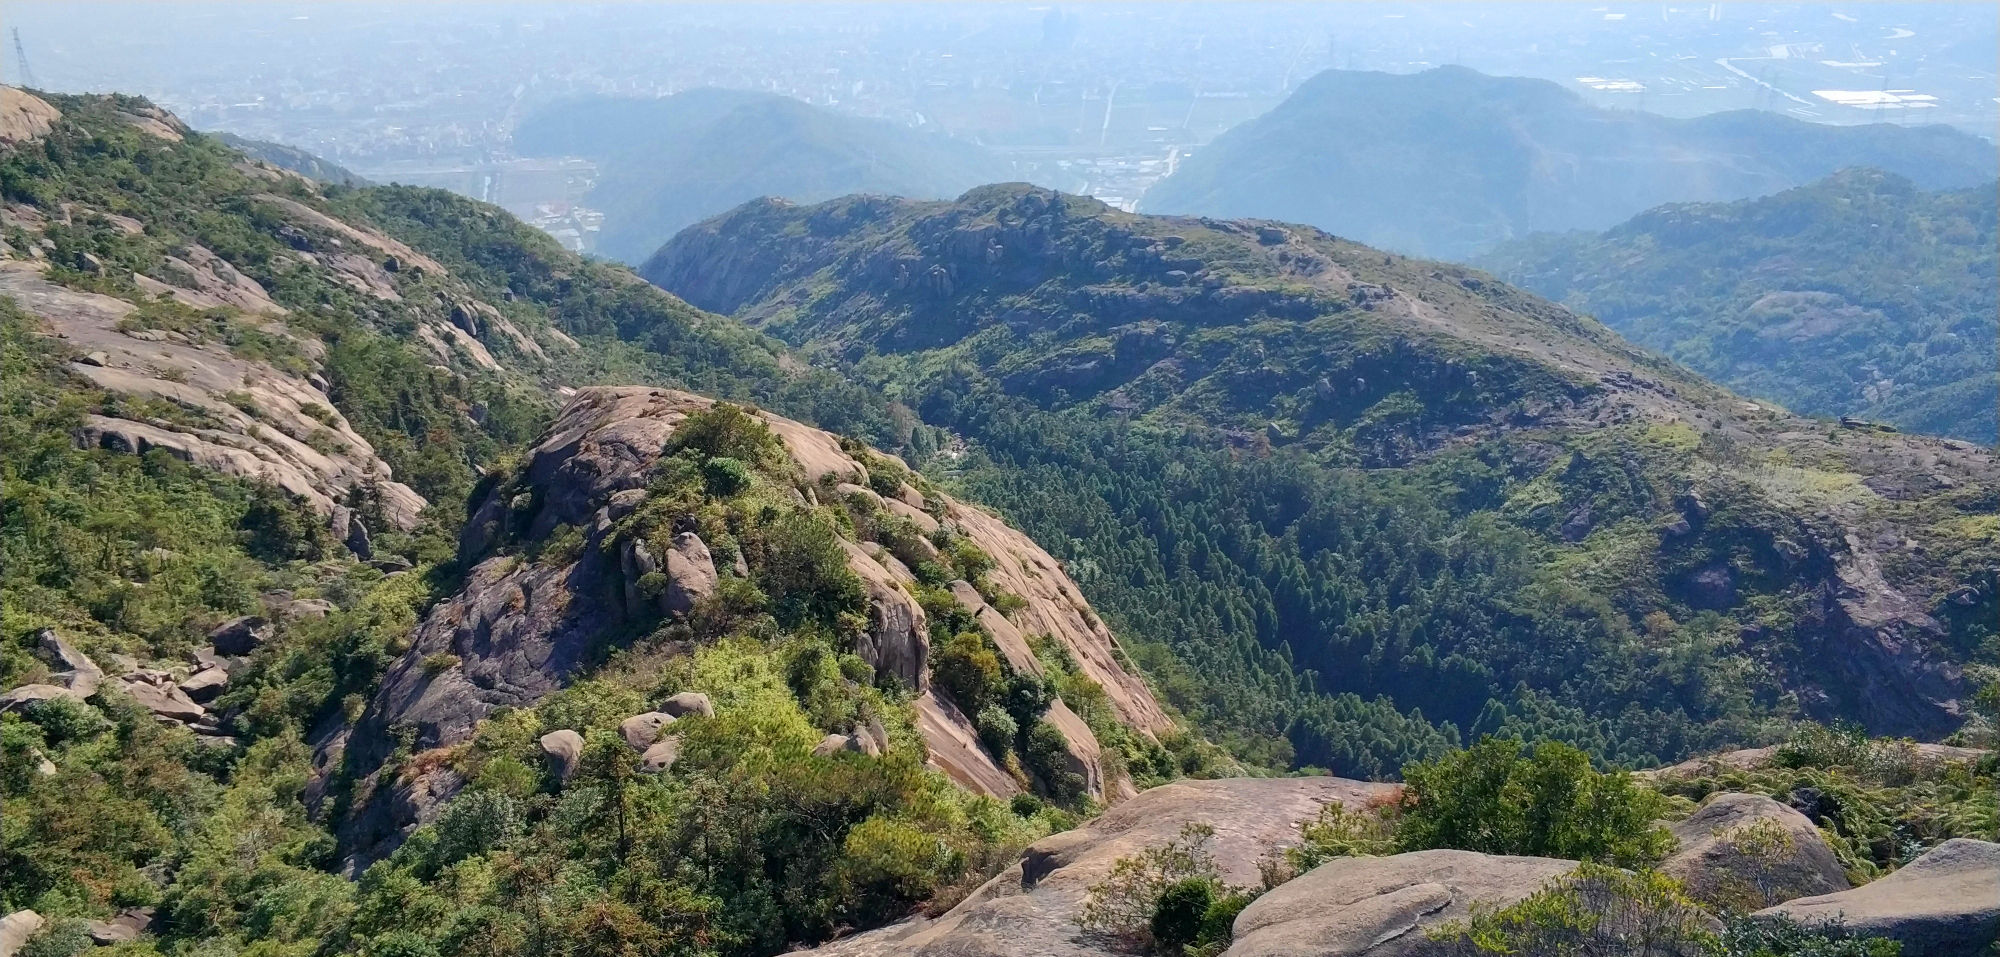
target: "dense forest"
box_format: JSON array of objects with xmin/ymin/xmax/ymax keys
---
[{"xmin": 1478, "ymin": 169, "xmax": 1999, "ymax": 444}]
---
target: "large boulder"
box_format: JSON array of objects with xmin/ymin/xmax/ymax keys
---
[
  {"xmin": 0, "ymin": 684, "xmax": 82, "ymax": 714},
  {"xmin": 1754, "ymin": 838, "xmax": 2000, "ymax": 957},
  {"xmin": 539, "ymin": 730, "xmax": 585, "ymax": 783},
  {"xmin": 209, "ymin": 615, "xmax": 272, "ymax": 656},
  {"xmin": 660, "ymin": 691, "xmax": 714, "ymax": 719},
  {"xmin": 116, "ymin": 671, "xmax": 207, "ymax": 723},
  {"xmin": 0, "ymin": 910, "xmax": 43, "ymax": 957},
  {"xmin": 797, "ymin": 777, "xmax": 1398, "ymax": 957},
  {"xmin": 619, "ymin": 712, "xmax": 676, "ymax": 751},
  {"xmin": 1663, "ymin": 792, "xmax": 1849, "ymax": 910},
  {"xmin": 1224, "ymin": 850, "xmax": 1578, "ymax": 957},
  {"xmin": 844, "ymin": 540, "xmax": 930, "ymax": 691},
  {"xmin": 36, "ymin": 629, "xmax": 102, "ymax": 696},
  {"xmin": 663, "ymin": 531, "xmax": 718, "ymax": 613},
  {"xmin": 86, "ymin": 907, "xmax": 155, "ymax": 945}
]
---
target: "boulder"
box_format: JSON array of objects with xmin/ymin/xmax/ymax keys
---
[
  {"xmin": 1754, "ymin": 838, "xmax": 2000, "ymax": 957},
  {"xmin": 660, "ymin": 692, "xmax": 714, "ymax": 719},
  {"xmin": 664, "ymin": 532, "xmax": 718, "ymax": 613},
  {"xmin": 798, "ymin": 777, "xmax": 1398, "ymax": 957},
  {"xmin": 538, "ymin": 729, "xmax": 584, "ymax": 783},
  {"xmin": 845, "ymin": 541, "xmax": 929, "ymax": 690},
  {"xmin": 277, "ymin": 597, "xmax": 338, "ymax": 620},
  {"xmin": 1663, "ymin": 792, "xmax": 1848, "ymax": 910},
  {"xmin": 619, "ymin": 712, "xmax": 676, "ymax": 751},
  {"xmin": 86, "ymin": 907, "xmax": 155, "ymax": 945},
  {"xmin": 0, "ymin": 684, "xmax": 82, "ymax": 713},
  {"xmin": 814, "ymin": 732, "xmax": 864, "ymax": 757},
  {"xmin": 209, "ymin": 615, "xmax": 272, "ymax": 656},
  {"xmin": 640, "ymin": 737, "xmax": 681, "ymax": 774},
  {"xmin": 0, "ymin": 910, "xmax": 43, "ymax": 957},
  {"xmin": 179, "ymin": 667, "xmax": 230, "ymax": 704},
  {"xmin": 36, "ymin": 629, "xmax": 102, "ymax": 695},
  {"xmin": 117, "ymin": 672, "xmax": 207, "ymax": 723},
  {"xmin": 1225, "ymin": 850, "xmax": 1579, "ymax": 957}
]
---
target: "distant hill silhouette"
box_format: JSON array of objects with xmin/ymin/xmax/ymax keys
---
[
  {"xmin": 1140, "ymin": 66, "xmax": 1998, "ymax": 261},
  {"xmin": 514, "ymin": 89, "xmax": 1017, "ymax": 264}
]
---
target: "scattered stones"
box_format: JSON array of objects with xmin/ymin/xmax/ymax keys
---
[
  {"xmin": 209, "ymin": 615, "xmax": 272, "ymax": 656},
  {"xmin": 538, "ymin": 729, "xmax": 584, "ymax": 783},
  {"xmin": 618, "ymin": 712, "xmax": 676, "ymax": 751},
  {"xmin": 1755, "ymin": 838, "xmax": 2000, "ymax": 957},
  {"xmin": 117, "ymin": 671, "xmax": 207, "ymax": 723}
]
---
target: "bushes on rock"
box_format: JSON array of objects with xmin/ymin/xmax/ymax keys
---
[
  {"xmin": 1426, "ymin": 863, "xmax": 1717, "ymax": 957},
  {"xmin": 933, "ymin": 632, "xmax": 1004, "ymax": 716},
  {"xmin": 1396, "ymin": 737, "xmax": 1674, "ymax": 867}
]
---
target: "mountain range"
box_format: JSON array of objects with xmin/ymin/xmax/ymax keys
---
[
  {"xmin": 511, "ymin": 89, "xmax": 1018, "ymax": 264},
  {"xmin": 1138, "ymin": 66, "xmax": 1999, "ymax": 261},
  {"xmin": 1477, "ymin": 168, "xmax": 1998, "ymax": 444},
  {"xmin": 648, "ymin": 184, "xmax": 1998, "ymax": 775},
  {"xmin": 3, "ymin": 85, "xmax": 1996, "ymax": 957}
]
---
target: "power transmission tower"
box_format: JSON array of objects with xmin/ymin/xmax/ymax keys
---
[{"xmin": 12, "ymin": 29, "xmax": 35, "ymax": 89}]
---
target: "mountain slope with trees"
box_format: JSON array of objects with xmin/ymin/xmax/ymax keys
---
[
  {"xmin": 1476, "ymin": 169, "xmax": 1999, "ymax": 444},
  {"xmin": 0, "ymin": 89, "xmax": 1189, "ymax": 957},
  {"xmin": 512, "ymin": 90, "xmax": 1018, "ymax": 264},
  {"xmin": 647, "ymin": 185, "xmax": 2000, "ymax": 776},
  {"xmin": 1138, "ymin": 66, "xmax": 1999, "ymax": 261}
]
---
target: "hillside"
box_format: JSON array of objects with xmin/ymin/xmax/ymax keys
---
[
  {"xmin": 1477, "ymin": 169, "xmax": 1999, "ymax": 444},
  {"xmin": 512, "ymin": 90, "xmax": 1018, "ymax": 264},
  {"xmin": 0, "ymin": 89, "xmax": 1189, "ymax": 956},
  {"xmin": 211, "ymin": 132, "xmax": 369, "ymax": 187},
  {"xmin": 647, "ymin": 185, "xmax": 2000, "ymax": 775},
  {"xmin": 1137, "ymin": 66, "xmax": 1999, "ymax": 261}
]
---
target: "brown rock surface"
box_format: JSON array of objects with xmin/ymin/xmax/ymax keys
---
[
  {"xmin": 1223, "ymin": 850, "xmax": 1579, "ymax": 957},
  {"xmin": 1755, "ymin": 838, "xmax": 2000, "ymax": 957},
  {"xmin": 1662, "ymin": 792, "xmax": 1849, "ymax": 910},
  {"xmin": 0, "ymin": 87, "xmax": 60, "ymax": 147},
  {"xmin": 799, "ymin": 777, "xmax": 1396, "ymax": 957}
]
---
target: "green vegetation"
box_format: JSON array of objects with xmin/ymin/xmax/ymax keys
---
[
  {"xmin": 1480, "ymin": 169, "xmax": 1999, "ymax": 442},
  {"xmin": 1077, "ymin": 822, "xmax": 1248, "ymax": 957},
  {"xmin": 1395, "ymin": 737, "xmax": 1674, "ymax": 867},
  {"xmin": 647, "ymin": 182, "xmax": 2000, "ymax": 778}
]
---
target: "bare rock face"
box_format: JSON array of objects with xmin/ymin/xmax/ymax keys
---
[
  {"xmin": 1223, "ymin": 850, "xmax": 1580, "ymax": 957},
  {"xmin": 1755, "ymin": 839, "xmax": 2000, "ymax": 957},
  {"xmin": 799, "ymin": 777, "xmax": 1397, "ymax": 957},
  {"xmin": 35, "ymin": 629, "xmax": 101, "ymax": 697},
  {"xmin": 844, "ymin": 539, "xmax": 930, "ymax": 691},
  {"xmin": 85, "ymin": 907, "xmax": 155, "ymax": 945},
  {"xmin": 1662, "ymin": 792, "xmax": 1849, "ymax": 910},
  {"xmin": 327, "ymin": 387, "xmax": 1173, "ymax": 864},
  {"xmin": 116, "ymin": 671, "xmax": 207, "ymax": 723},
  {"xmin": 0, "ymin": 86, "xmax": 60, "ymax": 147},
  {"xmin": 0, "ymin": 260, "xmax": 425, "ymax": 528}
]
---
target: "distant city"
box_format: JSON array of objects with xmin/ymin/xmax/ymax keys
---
[{"xmin": 11, "ymin": 2, "xmax": 1994, "ymax": 254}]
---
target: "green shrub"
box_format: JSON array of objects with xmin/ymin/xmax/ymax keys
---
[
  {"xmin": 933, "ymin": 632, "xmax": 1004, "ymax": 715},
  {"xmin": 22, "ymin": 697, "xmax": 109, "ymax": 748},
  {"xmin": 702, "ymin": 456, "xmax": 753, "ymax": 496},
  {"xmin": 1077, "ymin": 822, "xmax": 1226, "ymax": 948},
  {"xmin": 1287, "ymin": 800, "xmax": 1397, "ymax": 873},
  {"xmin": 1714, "ymin": 915, "xmax": 1902, "ymax": 957},
  {"xmin": 975, "ymin": 705, "xmax": 1019, "ymax": 756},
  {"xmin": 1150, "ymin": 877, "xmax": 1215, "ymax": 955},
  {"xmin": 669, "ymin": 402, "xmax": 783, "ymax": 468},
  {"xmin": 836, "ymin": 815, "xmax": 967, "ymax": 927},
  {"xmin": 1425, "ymin": 864, "xmax": 1716, "ymax": 957},
  {"xmin": 1024, "ymin": 720, "xmax": 1087, "ymax": 806},
  {"xmin": 1396, "ymin": 737, "xmax": 1674, "ymax": 867}
]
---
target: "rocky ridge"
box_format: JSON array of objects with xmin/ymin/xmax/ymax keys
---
[{"xmin": 319, "ymin": 386, "xmax": 1173, "ymax": 865}]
